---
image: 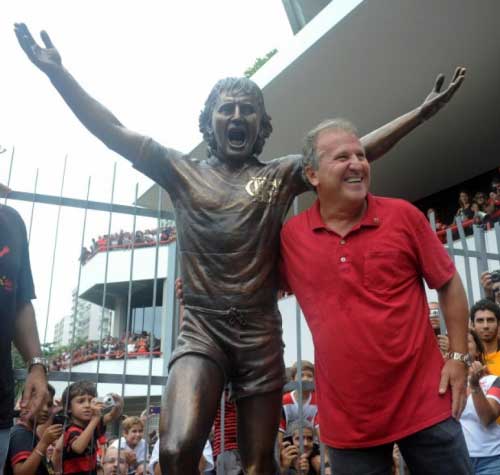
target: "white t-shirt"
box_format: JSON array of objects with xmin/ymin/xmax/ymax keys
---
[
  {"xmin": 460, "ymin": 375, "xmax": 500, "ymax": 457},
  {"xmin": 110, "ymin": 437, "xmax": 147, "ymax": 462},
  {"xmin": 149, "ymin": 439, "xmax": 214, "ymax": 473}
]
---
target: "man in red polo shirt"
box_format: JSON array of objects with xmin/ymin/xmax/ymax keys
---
[{"xmin": 280, "ymin": 119, "xmax": 472, "ymax": 474}]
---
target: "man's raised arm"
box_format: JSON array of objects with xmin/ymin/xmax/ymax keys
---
[
  {"xmin": 361, "ymin": 67, "xmax": 466, "ymax": 162},
  {"xmin": 14, "ymin": 23, "xmax": 144, "ymax": 162}
]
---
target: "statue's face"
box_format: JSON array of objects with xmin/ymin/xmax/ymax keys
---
[{"xmin": 211, "ymin": 92, "xmax": 261, "ymax": 161}]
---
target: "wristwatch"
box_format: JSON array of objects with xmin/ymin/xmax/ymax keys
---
[
  {"xmin": 28, "ymin": 356, "xmax": 49, "ymax": 373},
  {"xmin": 446, "ymin": 352, "xmax": 472, "ymax": 368}
]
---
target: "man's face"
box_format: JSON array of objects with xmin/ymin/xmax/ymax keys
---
[
  {"xmin": 211, "ymin": 92, "xmax": 261, "ymax": 162},
  {"xmin": 472, "ymin": 309, "xmax": 499, "ymax": 344},
  {"xmin": 124, "ymin": 424, "xmax": 144, "ymax": 448},
  {"xmin": 306, "ymin": 129, "xmax": 370, "ymax": 203},
  {"xmin": 102, "ymin": 448, "xmax": 128, "ymax": 475},
  {"xmin": 292, "ymin": 427, "xmax": 314, "ymax": 457}
]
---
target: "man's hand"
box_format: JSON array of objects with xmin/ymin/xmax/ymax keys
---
[
  {"xmin": 437, "ymin": 334, "xmax": 450, "ymax": 354},
  {"xmin": 469, "ymin": 360, "xmax": 487, "ymax": 389},
  {"xmin": 14, "ymin": 23, "xmax": 62, "ymax": 75},
  {"xmin": 175, "ymin": 277, "xmax": 184, "ymax": 304},
  {"xmin": 480, "ymin": 271, "xmax": 494, "ymax": 299},
  {"xmin": 280, "ymin": 441, "xmax": 298, "ymax": 469},
  {"xmin": 439, "ymin": 359, "xmax": 468, "ymax": 419},
  {"xmin": 40, "ymin": 424, "xmax": 64, "ymax": 447},
  {"xmin": 0, "ymin": 183, "xmax": 11, "ymax": 196},
  {"xmin": 419, "ymin": 67, "xmax": 466, "ymax": 121},
  {"xmin": 20, "ymin": 365, "xmax": 48, "ymax": 420},
  {"xmin": 297, "ymin": 453, "xmax": 310, "ymax": 474}
]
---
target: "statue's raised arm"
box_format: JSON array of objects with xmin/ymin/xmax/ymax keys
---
[
  {"xmin": 362, "ymin": 67, "xmax": 466, "ymax": 161},
  {"xmin": 14, "ymin": 23, "xmax": 145, "ymax": 162}
]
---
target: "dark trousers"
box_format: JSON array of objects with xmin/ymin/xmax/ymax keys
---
[{"xmin": 328, "ymin": 417, "xmax": 472, "ymax": 475}]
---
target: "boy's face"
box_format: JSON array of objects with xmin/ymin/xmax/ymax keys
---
[
  {"xmin": 28, "ymin": 392, "xmax": 54, "ymax": 425},
  {"xmin": 124, "ymin": 424, "xmax": 144, "ymax": 447},
  {"xmin": 292, "ymin": 427, "xmax": 314, "ymax": 457},
  {"xmin": 70, "ymin": 394, "xmax": 94, "ymax": 423},
  {"xmin": 295, "ymin": 368, "xmax": 314, "ymax": 383}
]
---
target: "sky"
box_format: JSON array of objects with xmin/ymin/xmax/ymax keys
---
[{"xmin": 1, "ymin": 0, "xmax": 294, "ymax": 343}]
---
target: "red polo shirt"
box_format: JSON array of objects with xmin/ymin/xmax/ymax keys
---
[{"xmin": 280, "ymin": 194, "xmax": 455, "ymax": 448}]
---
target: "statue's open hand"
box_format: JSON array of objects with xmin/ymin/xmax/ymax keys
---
[
  {"xmin": 419, "ymin": 67, "xmax": 466, "ymax": 121},
  {"xmin": 14, "ymin": 23, "xmax": 62, "ymax": 74}
]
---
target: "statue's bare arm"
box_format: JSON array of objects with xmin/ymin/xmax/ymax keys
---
[
  {"xmin": 15, "ymin": 23, "xmax": 145, "ymax": 163},
  {"xmin": 361, "ymin": 67, "xmax": 466, "ymax": 162}
]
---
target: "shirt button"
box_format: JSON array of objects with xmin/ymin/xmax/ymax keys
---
[
  {"xmin": 340, "ymin": 256, "xmax": 347, "ymax": 263},
  {"xmin": 340, "ymin": 240, "xmax": 346, "ymax": 245}
]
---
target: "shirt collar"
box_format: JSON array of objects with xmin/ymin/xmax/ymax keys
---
[{"xmin": 308, "ymin": 193, "xmax": 381, "ymax": 232}]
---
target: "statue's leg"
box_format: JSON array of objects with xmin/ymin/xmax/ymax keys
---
[
  {"xmin": 159, "ymin": 354, "xmax": 224, "ymax": 475},
  {"xmin": 236, "ymin": 390, "xmax": 282, "ymax": 475}
]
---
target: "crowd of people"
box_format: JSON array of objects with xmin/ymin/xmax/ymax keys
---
[
  {"xmin": 426, "ymin": 177, "xmax": 500, "ymax": 238},
  {"xmin": 49, "ymin": 333, "xmax": 161, "ymax": 371},
  {"xmin": 79, "ymin": 225, "xmax": 176, "ymax": 265}
]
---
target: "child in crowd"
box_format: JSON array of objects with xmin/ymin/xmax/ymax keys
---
[
  {"xmin": 110, "ymin": 416, "xmax": 147, "ymax": 474},
  {"xmin": 280, "ymin": 420, "xmax": 326, "ymax": 475},
  {"xmin": 5, "ymin": 384, "xmax": 63, "ymax": 475},
  {"xmin": 279, "ymin": 361, "xmax": 318, "ymax": 444},
  {"xmin": 61, "ymin": 381, "xmax": 123, "ymax": 475}
]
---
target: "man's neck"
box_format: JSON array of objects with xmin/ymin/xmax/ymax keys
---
[{"xmin": 318, "ymin": 196, "xmax": 367, "ymax": 237}]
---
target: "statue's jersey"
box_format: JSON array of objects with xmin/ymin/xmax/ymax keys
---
[{"xmin": 134, "ymin": 138, "xmax": 308, "ymax": 310}]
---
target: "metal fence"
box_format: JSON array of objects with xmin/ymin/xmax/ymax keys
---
[{"xmin": 9, "ymin": 156, "xmax": 500, "ymax": 475}]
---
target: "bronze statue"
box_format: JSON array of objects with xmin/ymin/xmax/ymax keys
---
[{"xmin": 14, "ymin": 22, "xmax": 465, "ymax": 475}]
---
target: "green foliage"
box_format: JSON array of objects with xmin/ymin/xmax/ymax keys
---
[{"xmin": 244, "ymin": 49, "xmax": 278, "ymax": 78}]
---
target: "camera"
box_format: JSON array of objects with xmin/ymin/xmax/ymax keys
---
[
  {"xmin": 491, "ymin": 270, "xmax": 500, "ymax": 283},
  {"xmin": 96, "ymin": 394, "xmax": 116, "ymax": 414},
  {"xmin": 52, "ymin": 413, "xmax": 69, "ymax": 425}
]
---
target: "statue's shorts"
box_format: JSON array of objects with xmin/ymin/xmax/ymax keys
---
[{"xmin": 169, "ymin": 304, "xmax": 287, "ymax": 400}]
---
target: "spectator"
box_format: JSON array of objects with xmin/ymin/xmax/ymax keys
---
[
  {"xmin": 460, "ymin": 329, "xmax": 500, "ymax": 474},
  {"xmin": 5, "ymin": 384, "xmax": 62, "ymax": 475},
  {"xmin": 213, "ymin": 390, "xmax": 241, "ymax": 475},
  {"xmin": 279, "ymin": 361, "xmax": 318, "ymax": 443},
  {"xmin": 427, "ymin": 208, "xmax": 447, "ymax": 231},
  {"xmin": 110, "ymin": 417, "xmax": 147, "ymax": 473},
  {"xmin": 480, "ymin": 271, "xmax": 500, "ymax": 306},
  {"xmin": 280, "ymin": 419, "xmax": 319, "ymax": 475},
  {"xmin": 0, "ymin": 203, "xmax": 48, "ymax": 473},
  {"xmin": 470, "ymin": 300, "xmax": 500, "ymax": 376},
  {"xmin": 102, "ymin": 446, "xmax": 129, "ymax": 475},
  {"xmin": 150, "ymin": 438, "xmax": 214, "ymax": 475},
  {"xmin": 473, "ymin": 192, "xmax": 488, "ymax": 213},
  {"xmin": 61, "ymin": 381, "xmax": 123, "ymax": 475},
  {"xmin": 456, "ymin": 191, "xmax": 474, "ymax": 220},
  {"xmin": 280, "ymin": 119, "xmax": 471, "ymax": 474}
]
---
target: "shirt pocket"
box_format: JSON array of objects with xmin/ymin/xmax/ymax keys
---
[{"xmin": 363, "ymin": 249, "xmax": 405, "ymax": 293}]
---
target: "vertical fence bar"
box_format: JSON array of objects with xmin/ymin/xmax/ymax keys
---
[
  {"xmin": 445, "ymin": 228, "xmax": 455, "ymax": 262},
  {"xmin": 95, "ymin": 163, "xmax": 117, "ymax": 378},
  {"xmin": 3, "ymin": 147, "xmax": 14, "ymax": 205},
  {"xmin": 43, "ymin": 155, "xmax": 68, "ymax": 344},
  {"xmin": 27, "ymin": 169, "xmax": 39, "ymax": 244},
  {"xmin": 142, "ymin": 188, "xmax": 164, "ymax": 475},
  {"xmin": 455, "ymin": 216, "xmax": 474, "ymax": 304},
  {"xmin": 219, "ymin": 392, "xmax": 226, "ymax": 475},
  {"xmin": 292, "ymin": 198, "xmax": 304, "ymax": 455},
  {"xmin": 117, "ymin": 183, "xmax": 139, "ymax": 470},
  {"xmin": 473, "ymin": 225, "xmax": 488, "ymax": 299},
  {"xmin": 60, "ymin": 176, "xmax": 92, "ymax": 473},
  {"xmin": 494, "ymin": 222, "xmax": 500, "ymax": 263}
]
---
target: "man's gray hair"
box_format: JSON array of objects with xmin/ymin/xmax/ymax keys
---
[{"xmin": 302, "ymin": 118, "xmax": 359, "ymax": 172}]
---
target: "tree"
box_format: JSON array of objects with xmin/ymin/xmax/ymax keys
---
[{"xmin": 244, "ymin": 49, "xmax": 278, "ymax": 78}]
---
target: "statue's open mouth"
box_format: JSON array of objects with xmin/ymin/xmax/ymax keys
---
[{"xmin": 228, "ymin": 127, "xmax": 247, "ymax": 148}]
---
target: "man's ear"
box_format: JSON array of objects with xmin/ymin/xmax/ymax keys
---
[{"xmin": 305, "ymin": 165, "xmax": 319, "ymax": 188}]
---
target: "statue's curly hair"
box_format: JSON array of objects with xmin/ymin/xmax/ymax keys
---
[{"xmin": 199, "ymin": 77, "xmax": 273, "ymax": 158}]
